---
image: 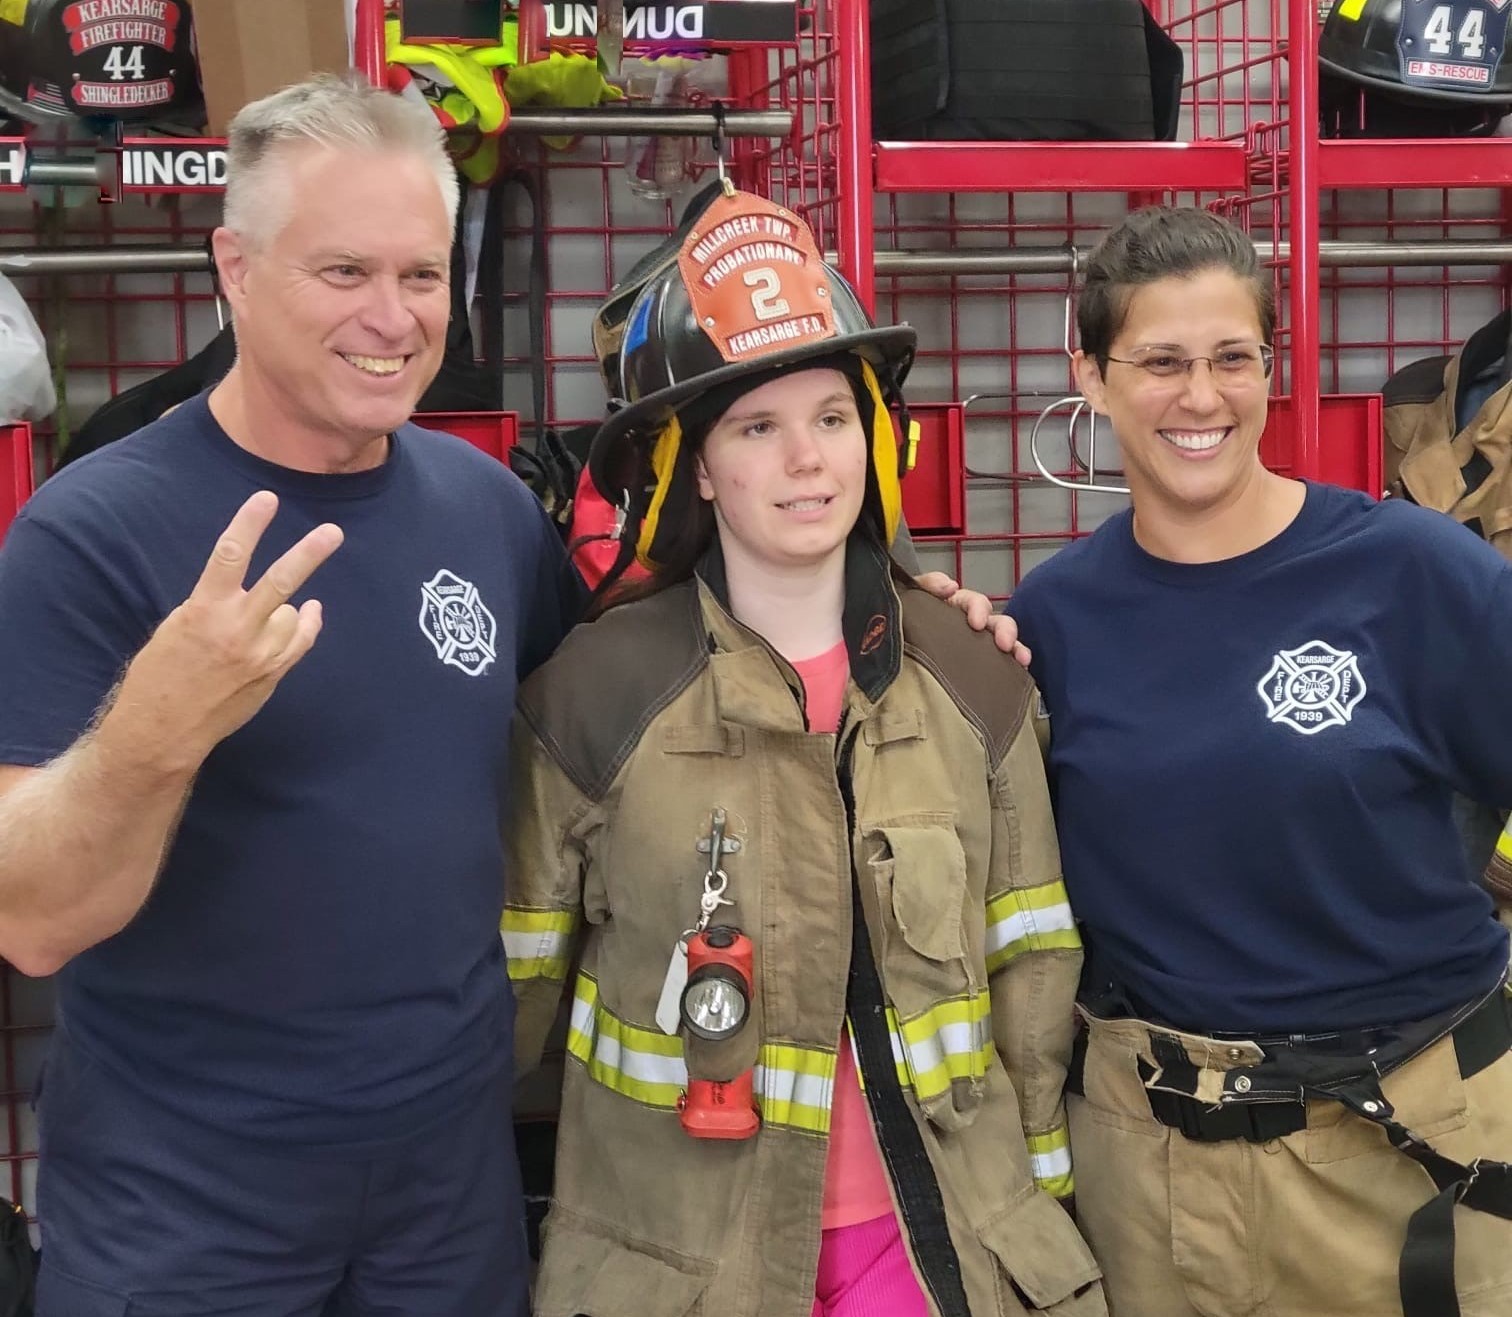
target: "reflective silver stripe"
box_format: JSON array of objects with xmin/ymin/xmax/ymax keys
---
[
  {"xmin": 984, "ymin": 881, "xmax": 1080, "ymax": 974},
  {"xmin": 501, "ymin": 928, "xmax": 572, "ymax": 963},
  {"xmin": 567, "ymin": 974, "xmax": 688, "ymax": 1107},
  {"xmin": 1027, "ymin": 1125, "xmax": 1074, "ymax": 1198},
  {"xmin": 1031, "ymin": 1143, "xmax": 1071, "ymax": 1182},
  {"xmin": 895, "ymin": 993, "xmax": 995, "ymax": 1101},
  {"xmin": 501, "ymin": 906, "xmax": 577, "ymax": 980},
  {"xmin": 754, "ymin": 1044, "xmax": 838, "ymax": 1134}
]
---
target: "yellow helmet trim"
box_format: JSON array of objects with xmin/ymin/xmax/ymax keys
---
[
  {"xmin": 861, "ymin": 360, "xmax": 903, "ymax": 546},
  {"xmin": 635, "ymin": 414, "xmax": 685, "ymax": 570}
]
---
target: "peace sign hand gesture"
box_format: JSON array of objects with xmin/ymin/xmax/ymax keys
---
[{"xmin": 111, "ymin": 491, "xmax": 344, "ymax": 775}]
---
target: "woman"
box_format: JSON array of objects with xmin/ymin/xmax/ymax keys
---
[
  {"xmin": 502, "ymin": 189, "xmax": 1104, "ymax": 1317},
  {"xmin": 1007, "ymin": 205, "xmax": 1512, "ymax": 1317}
]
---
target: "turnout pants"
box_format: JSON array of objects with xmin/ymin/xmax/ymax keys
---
[{"xmin": 1070, "ymin": 1008, "xmax": 1512, "ymax": 1317}]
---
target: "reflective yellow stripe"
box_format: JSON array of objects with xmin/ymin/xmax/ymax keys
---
[
  {"xmin": 1027, "ymin": 1125, "xmax": 1074, "ymax": 1199},
  {"xmin": 755, "ymin": 1044, "xmax": 838, "ymax": 1134},
  {"xmin": 895, "ymin": 992, "xmax": 995, "ymax": 1103},
  {"xmin": 568, "ymin": 976, "xmax": 1005, "ymax": 1125},
  {"xmin": 501, "ymin": 906, "xmax": 576, "ymax": 981},
  {"xmin": 1496, "ymin": 826, "xmax": 1512, "ymax": 866},
  {"xmin": 1337, "ymin": 0, "xmax": 1367, "ymax": 19},
  {"xmin": 567, "ymin": 974, "xmax": 838, "ymax": 1130},
  {"xmin": 984, "ymin": 881, "xmax": 1081, "ymax": 975},
  {"xmin": 567, "ymin": 973, "xmax": 687, "ymax": 1108}
]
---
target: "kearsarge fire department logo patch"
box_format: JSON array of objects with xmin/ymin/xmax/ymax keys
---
[
  {"xmin": 1257, "ymin": 640, "xmax": 1366, "ymax": 736},
  {"xmin": 419, "ymin": 570, "xmax": 497, "ymax": 676}
]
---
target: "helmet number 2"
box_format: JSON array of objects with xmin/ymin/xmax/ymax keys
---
[
  {"xmin": 101, "ymin": 45, "xmax": 148, "ymax": 81},
  {"xmin": 1424, "ymin": 5, "xmax": 1486, "ymax": 59},
  {"xmin": 743, "ymin": 268, "xmax": 791, "ymax": 323}
]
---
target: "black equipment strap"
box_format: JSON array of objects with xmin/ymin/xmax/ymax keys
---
[
  {"xmin": 1231, "ymin": 986, "xmax": 1512, "ymax": 1317},
  {"xmin": 838, "ymin": 732, "xmax": 969, "ymax": 1317},
  {"xmin": 1320, "ymin": 1074, "xmax": 1512, "ymax": 1317}
]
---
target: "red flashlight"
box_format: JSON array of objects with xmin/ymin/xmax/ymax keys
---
[{"xmin": 676, "ymin": 926, "xmax": 759, "ymax": 1139}]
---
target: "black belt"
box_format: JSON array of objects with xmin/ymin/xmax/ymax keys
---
[
  {"xmin": 1143, "ymin": 1075, "xmax": 1307, "ymax": 1143},
  {"xmin": 1139, "ymin": 985, "xmax": 1512, "ymax": 1145}
]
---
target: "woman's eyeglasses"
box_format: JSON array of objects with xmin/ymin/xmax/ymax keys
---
[{"xmin": 1105, "ymin": 344, "xmax": 1274, "ymax": 383}]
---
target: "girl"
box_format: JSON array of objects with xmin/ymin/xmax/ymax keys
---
[{"xmin": 503, "ymin": 189, "xmax": 1104, "ymax": 1317}]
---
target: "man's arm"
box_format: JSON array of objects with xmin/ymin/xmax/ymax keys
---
[
  {"xmin": 0, "ymin": 750, "xmax": 194, "ymax": 976},
  {"xmin": 0, "ymin": 492, "xmax": 341, "ymax": 976}
]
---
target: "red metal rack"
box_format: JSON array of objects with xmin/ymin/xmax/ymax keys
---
[
  {"xmin": 870, "ymin": 141, "xmax": 1251, "ymax": 196},
  {"xmin": 827, "ymin": 0, "xmax": 1308, "ymax": 585},
  {"xmin": 0, "ymin": 425, "xmax": 32, "ymax": 541}
]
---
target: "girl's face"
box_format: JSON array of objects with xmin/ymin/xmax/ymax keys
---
[
  {"xmin": 1075, "ymin": 268, "xmax": 1272, "ymax": 523},
  {"xmin": 695, "ymin": 367, "xmax": 869, "ymax": 577}
]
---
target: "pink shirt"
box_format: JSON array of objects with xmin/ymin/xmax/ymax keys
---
[{"xmin": 791, "ymin": 641, "xmax": 896, "ymax": 1230}]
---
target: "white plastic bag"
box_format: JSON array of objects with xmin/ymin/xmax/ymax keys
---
[{"xmin": 0, "ymin": 274, "xmax": 55, "ymax": 424}]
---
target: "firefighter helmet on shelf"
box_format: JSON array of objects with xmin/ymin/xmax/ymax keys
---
[
  {"xmin": 587, "ymin": 187, "xmax": 917, "ymax": 569},
  {"xmin": 0, "ymin": 0, "xmax": 202, "ymax": 127},
  {"xmin": 1318, "ymin": 0, "xmax": 1512, "ymax": 136}
]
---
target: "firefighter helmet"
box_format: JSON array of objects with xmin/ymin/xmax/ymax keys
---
[
  {"xmin": 588, "ymin": 188, "xmax": 916, "ymax": 568},
  {"xmin": 0, "ymin": 0, "xmax": 202, "ymax": 127},
  {"xmin": 1319, "ymin": 0, "xmax": 1512, "ymax": 136}
]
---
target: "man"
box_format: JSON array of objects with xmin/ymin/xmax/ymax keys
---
[
  {"xmin": 0, "ymin": 74, "xmax": 577, "ymax": 1315},
  {"xmin": 0, "ymin": 72, "xmax": 1020, "ymax": 1317}
]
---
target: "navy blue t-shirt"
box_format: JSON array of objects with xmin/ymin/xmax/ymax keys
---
[
  {"xmin": 0, "ymin": 393, "xmax": 582, "ymax": 1148},
  {"xmin": 1008, "ymin": 481, "xmax": 1512, "ymax": 1033}
]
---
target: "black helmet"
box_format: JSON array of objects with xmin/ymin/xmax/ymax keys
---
[
  {"xmin": 1319, "ymin": 0, "xmax": 1512, "ymax": 136},
  {"xmin": 590, "ymin": 188, "xmax": 916, "ymax": 477},
  {"xmin": 587, "ymin": 186, "xmax": 916, "ymax": 572},
  {"xmin": 0, "ymin": 0, "xmax": 202, "ymax": 127}
]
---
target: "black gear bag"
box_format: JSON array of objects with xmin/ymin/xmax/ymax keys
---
[{"xmin": 869, "ymin": 0, "xmax": 1183, "ymax": 143}]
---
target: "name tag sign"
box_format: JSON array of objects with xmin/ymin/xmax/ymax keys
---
[
  {"xmin": 542, "ymin": 1, "xmax": 797, "ymax": 48},
  {"xmin": 0, "ymin": 144, "xmax": 24, "ymax": 190},
  {"xmin": 116, "ymin": 140, "xmax": 226, "ymax": 191},
  {"xmin": 1397, "ymin": 0, "xmax": 1511, "ymax": 92}
]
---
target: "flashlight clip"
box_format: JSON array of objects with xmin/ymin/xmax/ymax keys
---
[{"xmin": 692, "ymin": 808, "xmax": 738, "ymax": 935}]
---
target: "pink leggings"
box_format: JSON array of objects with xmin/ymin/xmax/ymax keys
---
[{"xmin": 810, "ymin": 1212, "xmax": 930, "ymax": 1317}]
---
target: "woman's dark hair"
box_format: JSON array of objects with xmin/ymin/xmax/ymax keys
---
[
  {"xmin": 1077, "ymin": 206, "xmax": 1276, "ymax": 369},
  {"xmin": 592, "ymin": 360, "xmax": 900, "ymax": 616}
]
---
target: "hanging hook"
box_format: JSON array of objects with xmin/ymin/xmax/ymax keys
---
[
  {"xmin": 1046, "ymin": 242, "xmax": 1125, "ymax": 492},
  {"xmin": 1028, "ymin": 396, "xmax": 1129, "ymax": 496},
  {"xmin": 711, "ymin": 101, "xmax": 733, "ymax": 195},
  {"xmin": 1061, "ymin": 243, "xmax": 1080, "ymax": 362}
]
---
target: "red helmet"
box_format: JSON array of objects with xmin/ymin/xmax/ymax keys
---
[{"xmin": 0, "ymin": 0, "xmax": 202, "ymax": 126}]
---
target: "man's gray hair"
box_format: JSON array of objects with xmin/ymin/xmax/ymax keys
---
[{"xmin": 223, "ymin": 73, "xmax": 459, "ymax": 245}]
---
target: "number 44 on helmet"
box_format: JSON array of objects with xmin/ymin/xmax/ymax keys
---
[
  {"xmin": 0, "ymin": 0, "xmax": 203, "ymax": 129},
  {"xmin": 1319, "ymin": 0, "xmax": 1512, "ymax": 137}
]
